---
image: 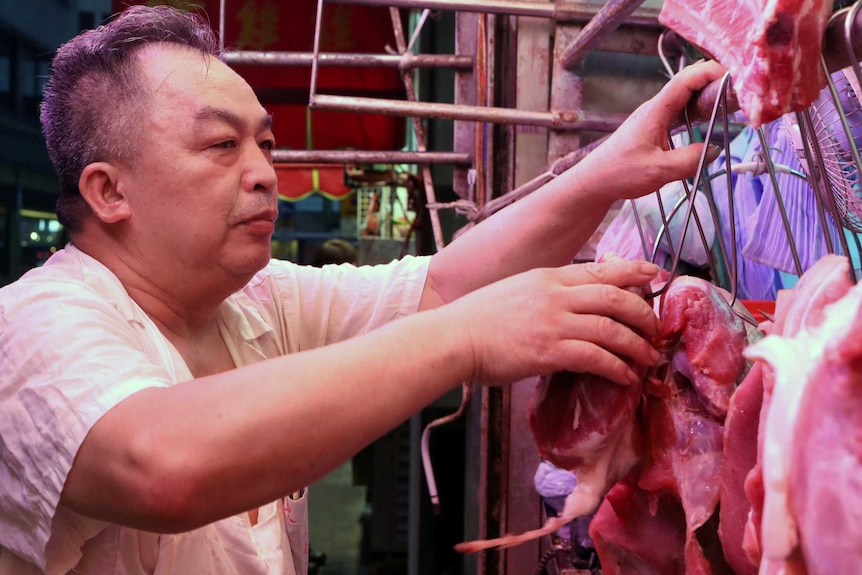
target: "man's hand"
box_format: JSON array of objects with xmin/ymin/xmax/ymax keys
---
[
  {"xmin": 573, "ymin": 59, "xmax": 728, "ymax": 203},
  {"xmin": 438, "ymin": 259, "xmax": 662, "ymax": 386}
]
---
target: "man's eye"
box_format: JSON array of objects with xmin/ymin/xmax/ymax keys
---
[
  {"xmin": 213, "ymin": 140, "xmax": 237, "ymax": 149},
  {"xmin": 260, "ymin": 139, "xmax": 275, "ymax": 151}
]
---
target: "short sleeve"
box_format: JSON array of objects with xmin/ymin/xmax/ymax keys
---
[
  {"xmin": 242, "ymin": 255, "xmax": 430, "ymax": 352},
  {"xmin": 0, "ymin": 277, "xmax": 174, "ymax": 571}
]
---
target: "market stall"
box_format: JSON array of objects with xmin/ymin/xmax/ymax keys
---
[{"xmin": 202, "ymin": 0, "xmax": 862, "ymax": 572}]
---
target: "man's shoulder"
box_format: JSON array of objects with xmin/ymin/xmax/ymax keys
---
[{"xmin": 0, "ymin": 247, "xmax": 126, "ymax": 321}]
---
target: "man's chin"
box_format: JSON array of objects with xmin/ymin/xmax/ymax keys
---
[{"xmin": 223, "ymin": 250, "xmax": 271, "ymax": 282}]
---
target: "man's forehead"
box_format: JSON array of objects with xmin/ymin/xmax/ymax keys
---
[
  {"xmin": 136, "ymin": 44, "xmax": 268, "ymax": 122},
  {"xmin": 192, "ymin": 105, "xmax": 274, "ymax": 132}
]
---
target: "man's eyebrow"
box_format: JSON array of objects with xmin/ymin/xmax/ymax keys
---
[{"xmin": 193, "ymin": 106, "xmax": 274, "ymax": 132}]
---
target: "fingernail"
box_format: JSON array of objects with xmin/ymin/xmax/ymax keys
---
[
  {"xmin": 706, "ymin": 144, "xmax": 722, "ymax": 161},
  {"xmin": 639, "ymin": 262, "xmax": 659, "ymax": 274},
  {"xmin": 650, "ymin": 347, "xmax": 661, "ymax": 364},
  {"xmin": 628, "ymin": 369, "xmax": 641, "ymax": 385}
]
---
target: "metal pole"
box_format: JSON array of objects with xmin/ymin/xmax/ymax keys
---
[
  {"xmin": 326, "ymin": 0, "xmax": 664, "ymax": 28},
  {"xmin": 389, "ymin": 6, "xmax": 447, "ymax": 251},
  {"xmin": 272, "ymin": 150, "xmax": 472, "ymax": 165},
  {"xmin": 558, "ymin": 0, "xmax": 645, "ymax": 71},
  {"xmin": 310, "ymin": 93, "xmax": 628, "ymax": 131},
  {"xmin": 222, "ymin": 51, "xmax": 474, "ymax": 70}
]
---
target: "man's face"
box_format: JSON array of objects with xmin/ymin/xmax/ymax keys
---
[{"xmin": 120, "ymin": 44, "xmax": 278, "ymax": 287}]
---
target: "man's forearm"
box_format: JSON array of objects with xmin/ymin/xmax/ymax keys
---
[
  {"xmin": 425, "ymin": 165, "xmax": 615, "ymax": 305},
  {"xmin": 60, "ymin": 307, "xmax": 470, "ymax": 533}
]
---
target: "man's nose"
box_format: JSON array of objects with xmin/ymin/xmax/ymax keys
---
[{"xmin": 243, "ymin": 146, "xmax": 278, "ymax": 194}]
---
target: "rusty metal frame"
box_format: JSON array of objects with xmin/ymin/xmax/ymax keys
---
[
  {"xmin": 308, "ymin": 0, "xmax": 656, "ymax": 133},
  {"xmin": 222, "ymin": 50, "xmax": 473, "ymax": 70}
]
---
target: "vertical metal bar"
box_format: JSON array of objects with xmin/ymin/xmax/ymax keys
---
[
  {"xmin": 389, "ymin": 6, "xmax": 447, "ymax": 251},
  {"xmin": 630, "ymin": 200, "xmax": 652, "ymax": 261},
  {"xmin": 794, "ymin": 111, "xmax": 838, "ymax": 256},
  {"xmin": 475, "ymin": 12, "xmax": 489, "ymax": 206},
  {"xmin": 309, "ymin": 0, "xmax": 326, "ymax": 105},
  {"xmin": 219, "ymin": 0, "xmax": 225, "ymax": 53}
]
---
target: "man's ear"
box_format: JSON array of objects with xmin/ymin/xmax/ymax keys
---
[{"xmin": 78, "ymin": 162, "xmax": 131, "ymax": 224}]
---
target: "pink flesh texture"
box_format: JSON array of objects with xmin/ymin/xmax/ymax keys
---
[
  {"xmin": 638, "ymin": 381, "xmax": 725, "ymax": 573},
  {"xmin": 659, "ymin": 0, "xmax": 833, "ymax": 127},
  {"xmin": 589, "ymin": 480, "xmax": 689, "ymax": 575},
  {"xmin": 743, "ymin": 254, "xmax": 853, "ymax": 572},
  {"xmin": 456, "ymin": 254, "xmax": 648, "ymax": 553},
  {"xmin": 658, "ymin": 276, "xmax": 748, "ymax": 420},
  {"xmin": 590, "ymin": 275, "xmax": 746, "ymax": 574},
  {"xmin": 718, "ymin": 361, "xmax": 764, "ymax": 575},
  {"xmin": 529, "ymin": 370, "xmax": 643, "ymax": 471},
  {"xmin": 455, "ymin": 370, "xmax": 645, "ymax": 553},
  {"xmin": 788, "ymin": 301, "xmax": 862, "ymax": 575}
]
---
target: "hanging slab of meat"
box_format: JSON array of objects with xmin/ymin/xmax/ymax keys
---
[
  {"xmin": 589, "ymin": 480, "xmax": 689, "ymax": 575},
  {"xmin": 454, "ymin": 368, "xmax": 645, "ymax": 553},
  {"xmin": 742, "ymin": 254, "xmax": 853, "ymax": 572},
  {"xmin": 747, "ymin": 286, "xmax": 862, "ymax": 575},
  {"xmin": 717, "ymin": 361, "xmax": 764, "ymax": 575},
  {"xmin": 657, "ymin": 276, "xmax": 748, "ymax": 420},
  {"xmin": 633, "ymin": 275, "xmax": 746, "ymax": 574},
  {"xmin": 455, "ymin": 255, "xmax": 649, "ymax": 553},
  {"xmin": 785, "ymin": 293, "xmax": 862, "ymax": 575},
  {"xmin": 638, "ymin": 386, "xmax": 726, "ymax": 574},
  {"xmin": 586, "ymin": 275, "xmax": 747, "ymax": 574},
  {"xmin": 659, "ymin": 0, "xmax": 834, "ymax": 127}
]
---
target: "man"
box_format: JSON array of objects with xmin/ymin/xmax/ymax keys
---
[{"xmin": 0, "ymin": 5, "xmax": 725, "ymax": 574}]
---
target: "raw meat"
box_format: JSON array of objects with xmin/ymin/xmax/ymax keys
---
[
  {"xmin": 659, "ymin": 0, "xmax": 834, "ymax": 127},
  {"xmin": 742, "ymin": 254, "xmax": 853, "ymax": 572},
  {"xmin": 656, "ymin": 276, "xmax": 748, "ymax": 420},
  {"xmin": 455, "ymin": 255, "xmax": 648, "ymax": 553},
  {"xmin": 585, "ymin": 275, "xmax": 747, "ymax": 573},
  {"xmin": 638, "ymin": 386, "xmax": 725, "ymax": 573},
  {"xmin": 589, "ymin": 480, "xmax": 689, "ymax": 575},
  {"xmin": 455, "ymin": 369, "xmax": 645, "ymax": 552},
  {"xmin": 717, "ymin": 361, "xmax": 763, "ymax": 575}
]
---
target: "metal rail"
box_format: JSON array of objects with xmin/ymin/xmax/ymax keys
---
[
  {"xmin": 326, "ymin": 0, "xmax": 664, "ymax": 27},
  {"xmin": 310, "ymin": 93, "xmax": 629, "ymax": 131},
  {"xmin": 272, "ymin": 150, "xmax": 472, "ymax": 165},
  {"xmin": 222, "ymin": 51, "xmax": 473, "ymax": 70}
]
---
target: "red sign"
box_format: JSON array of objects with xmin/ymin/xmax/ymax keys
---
[{"xmin": 111, "ymin": 0, "xmax": 406, "ymax": 151}]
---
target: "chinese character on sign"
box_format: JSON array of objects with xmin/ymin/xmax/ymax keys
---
[{"xmin": 236, "ymin": 0, "xmax": 280, "ymax": 50}]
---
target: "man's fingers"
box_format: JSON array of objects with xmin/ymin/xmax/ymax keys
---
[
  {"xmin": 558, "ymin": 310, "xmax": 659, "ymax": 368},
  {"xmin": 650, "ymin": 60, "xmax": 729, "ymax": 126},
  {"xmin": 560, "ymin": 260, "xmax": 660, "ymax": 289},
  {"xmin": 558, "ymin": 340, "xmax": 642, "ymax": 386},
  {"xmin": 567, "ymin": 284, "xmax": 661, "ymax": 338}
]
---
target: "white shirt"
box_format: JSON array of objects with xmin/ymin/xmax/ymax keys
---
[{"xmin": 0, "ymin": 244, "xmax": 429, "ymax": 575}]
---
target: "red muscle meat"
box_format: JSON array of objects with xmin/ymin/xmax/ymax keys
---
[
  {"xmin": 639, "ymin": 387, "xmax": 726, "ymax": 573},
  {"xmin": 657, "ymin": 276, "xmax": 748, "ymax": 420},
  {"xmin": 455, "ymin": 255, "xmax": 649, "ymax": 553},
  {"xmin": 455, "ymin": 368, "xmax": 645, "ymax": 553},
  {"xmin": 659, "ymin": 0, "xmax": 833, "ymax": 127},
  {"xmin": 590, "ymin": 480, "xmax": 688, "ymax": 575},
  {"xmin": 587, "ymin": 275, "xmax": 748, "ymax": 574}
]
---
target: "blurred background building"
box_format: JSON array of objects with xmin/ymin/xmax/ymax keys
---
[{"xmin": 0, "ymin": 0, "xmax": 112, "ymax": 284}]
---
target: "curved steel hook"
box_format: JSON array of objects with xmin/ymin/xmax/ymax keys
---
[{"xmin": 644, "ymin": 71, "xmax": 733, "ymax": 300}]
